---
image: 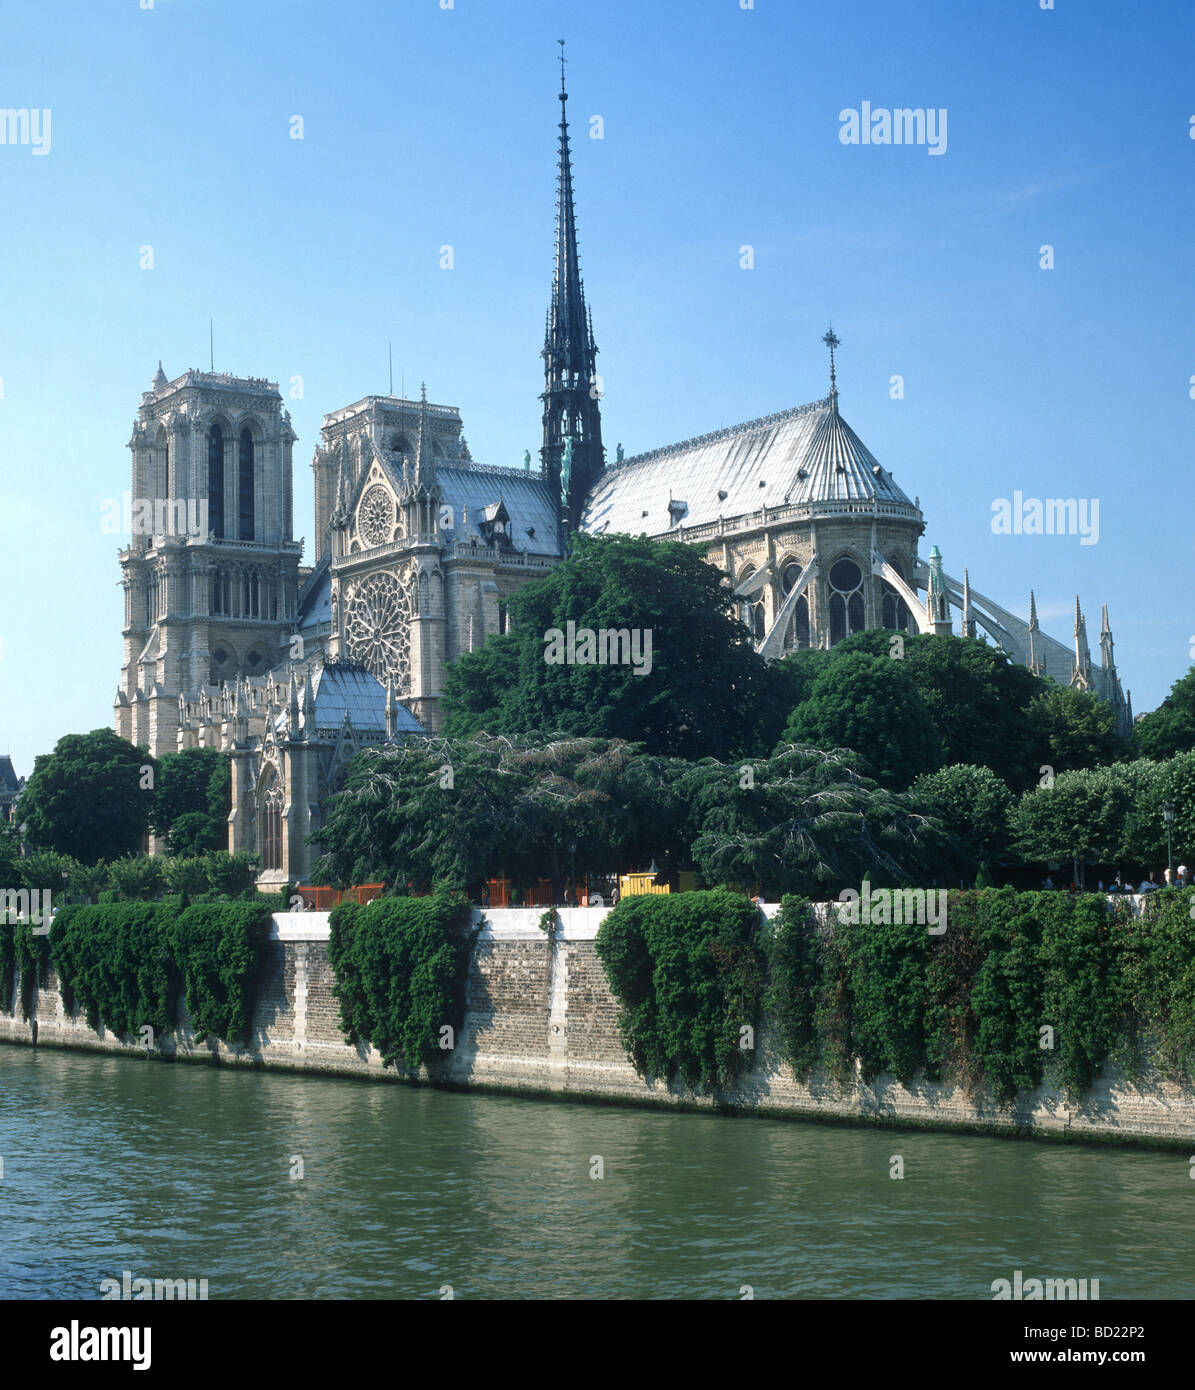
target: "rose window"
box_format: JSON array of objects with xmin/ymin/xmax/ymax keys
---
[
  {"xmin": 359, "ymin": 485, "xmax": 395, "ymax": 549},
  {"xmin": 344, "ymin": 571, "xmax": 410, "ymax": 686}
]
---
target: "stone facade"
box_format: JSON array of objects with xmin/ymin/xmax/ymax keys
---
[
  {"xmin": 3, "ymin": 907, "xmax": 1191, "ymax": 1147},
  {"xmin": 114, "ymin": 370, "xmax": 302, "ymax": 759},
  {"xmin": 111, "ymin": 71, "xmax": 1131, "ymax": 881}
]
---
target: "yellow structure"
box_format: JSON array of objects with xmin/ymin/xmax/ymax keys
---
[{"xmin": 619, "ymin": 872, "xmax": 671, "ymax": 898}]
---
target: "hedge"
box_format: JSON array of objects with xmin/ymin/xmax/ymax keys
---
[
  {"xmin": 599, "ymin": 888, "xmax": 1195, "ymax": 1101},
  {"xmin": 23, "ymin": 897, "xmax": 278, "ymax": 1046},
  {"xmin": 595, "ymin": 889, "xmax": 767, "ymax": 1090},
  {"xmin": 327, "ymin": 887, "xmax": 476, "ymax": 1069}
]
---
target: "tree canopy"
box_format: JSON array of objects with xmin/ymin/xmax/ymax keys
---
[
  {"xmin": 312, "ymin": 733, "xmax": 950, "ymax": 901},
  {"xmin": 150, "ymin": 747, "xmax": 230, "ymax": 856},
  {"xmin": 781, "ymin": 650, "xmax": 941, "ymax": 789},
  {"xmin": 1027, "ymin": 684, "xmax": 1127, "ymax": 774},
  {"xmin": 441, "ymin": 532, "xmax": 786, "ymax": 760},
  {"xmin": 17, "ymin": 730, "xmax": 156, "ymax": 865},
  {"xmin": 1134, "ymin": 667, "xmax": 1195, "ymax": 761}
]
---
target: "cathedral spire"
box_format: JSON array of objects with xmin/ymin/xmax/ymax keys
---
[
  {"xmin": 287, "ymin": 670, "xmax": 300, "ymax": 729},
  {"xmin": 1026, "ymin": 589, "xmax": 1043, "ymax": 676},
  {"xmin": 1073, "ymin": 596, "xmax": 1091, "ymax": 681},
  {"xmin": 1099, "ymin": 603, "xmax": 1115, "ymax": 671},
  {"xmin": 414, "ymin": 381, "xmax": 434, "ymax": 491},
  {"xmin": 961, "ymin": 568, "xmax": 976, "ymax": 639},
  {"xmin": 541, "ymin": 41, "xmax": 604, "ymax": 536},
  {"xmin": 822, "ymin": 327, "xmax": 840, "ymax": 411}
]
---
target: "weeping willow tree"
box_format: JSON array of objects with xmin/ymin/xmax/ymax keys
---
[{"xmin": 312, "ymin": 734, "xmax": 949, "ymax": 902}]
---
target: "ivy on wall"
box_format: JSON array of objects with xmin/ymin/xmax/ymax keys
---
[
  {"xmin": 595, "ymin": 890, "xmax": 767, "ymax": 1090},
  {"xmin": 602, "ymin": 888, "xmax": 1195, "ymax": 1102},
  {"xmin": 50, "ymin": 902, "xmax": 181, "ymax": 1040},
  {"xmin": 0, "ymin": 918, "xmax": 51, "ymax": 1023},
  {"xmin": 327, "ymin": 887, "xmax": 476, "ymax": 1070},
  {"xmin": 169, "ymin": 903, "xmax": 273, "ymax": 1046},
  {"xmin": 11, "ymin": 898, "xmax": 281, "ymax": 1046}
]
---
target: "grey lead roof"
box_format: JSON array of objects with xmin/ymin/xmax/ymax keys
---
[
  {"xmin": 273, "ymin": 664, "xmax": 424, "ymax": 737},
  {"xmin": 580, "ymin": 396, "xmax": 916, "ymax": 535},
  {"xmin": 436, "ymin": 467, "xmax": 560, "ymax": 552}
]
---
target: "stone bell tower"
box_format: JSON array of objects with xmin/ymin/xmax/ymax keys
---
[{"xmin": 114, "ymin": 364, "xmax": 302, "ymax": 757}]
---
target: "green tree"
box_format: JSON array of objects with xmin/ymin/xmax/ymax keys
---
[
  {"xmin": 1011, "ymin": 766, "xmax": 1136, "ymax": 886},
  {"xmin": 782, "ymin": 651, "xmax": 941, "ymax": 789},
  {"xmin": 821, "ymin": 632, "xmax": 1048, "ymax": 791},
  {"xmin": 152, "ymin": 747, "xmax": 230, "ymax": 854},
  {"xmin": 312, "ymin": 734, "xmax": 691, "ymax": 899},
  {"xmin": 1134, "ymin": 667, "xmax": 1195, "ymax": 761},
  {"xmin": 107, "ymin": 855, "xmax": 166, "ymax": 901},
  {"xmin": 442, "ymin": 532, "xmax": 786, "ymax": 759},
  {"xmin": 18, "ymin": 730, "xmax": 156, "ymax": 864},
  {"xmin": 685, "ymin": 745, "xmax": 949, "ymax": 897},
  {"xmin": 910, "ymin": 764, "xmax": 1013, "ymax": 874},
  {"xmin": 166, "ymin": 811, "xmax": 223, "ymax": 857},
  {"xmin": 1027, "ymin": 685, "xmax": 1126, "ymax": 772}
]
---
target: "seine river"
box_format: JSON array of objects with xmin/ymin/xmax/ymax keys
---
[{"xmin": 1, "ymin": 1047, "xmax": 1192, "ymax": 1301}]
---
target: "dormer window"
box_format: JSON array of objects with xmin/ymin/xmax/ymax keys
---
[
  {"xmin": 667, "ymin": 498, "xmax": 688, "ymax": 526},
  {"xmin": 478, "ymin": 500, "xmax": 512, "ymax": 547}
]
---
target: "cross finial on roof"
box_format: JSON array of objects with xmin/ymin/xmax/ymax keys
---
[
  {"xmin": 558, "ymin": 38, "xmax": 567, "ymax": 98},
  {"xmin": 822, "ymin": 326, "xmax": 840, "ymax": 403}
]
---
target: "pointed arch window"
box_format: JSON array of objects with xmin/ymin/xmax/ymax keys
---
[
  {"xmin": 208, "ymin": 426, "xmax": 225, "ymax": 539},
  {"xmin": 881, "ymin": 557, "xmax": 910, "ymax": 632},
  {"xmin": 239, "ymin": 430, "xmax": 255, "ymax": 540},
  {"xmin": 737, "ymin": 568, "xmax": 767, "ymax": 642},
  {"xmin": 828, "ymin": 557, "xmax": 865, "ymax": 646},
  {"xmin": 261, "ymin": 769, "xmax": 284, "ymax": 872},
  {"xmin": 782, "ymin": 562, "xmax": 811, "ymax": 650}
]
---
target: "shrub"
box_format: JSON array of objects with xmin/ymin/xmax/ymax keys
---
[
  {"xmin": 595, "ymin": 889, "xmax": 766, "ymax": 1090},
  {"xmin": 108, "ymin": 856, "xmax": 166, "ymax": 902},
  {"xmin": 327, "ymin": 886, "xmax": 476, "ymax": 1069},
  {"xmin": 169, "ymin": 901, "xmax": 273, "ymax": 1045},
  {"xmin": 204, "ymin": 851, "xmax": 259, "ymax": 899},
  {"xmin": 162, "ymin": 856, "xmax": 211, "ymax": 898}
]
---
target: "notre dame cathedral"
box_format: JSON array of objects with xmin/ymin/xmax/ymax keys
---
[{"xmin": 113, "ymin": 62, "xmax": 1129, "ymax": 886}]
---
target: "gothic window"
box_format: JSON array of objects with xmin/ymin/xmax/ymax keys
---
[
  {"xmin": 737, "ymin": 568, "xmax": 766, "ymax": 642},
  {"xmin": 343, "ymin": 571, "xmax": 412, "ymax": 687},
  {"xmin": 239, "ymin": 430, "xmax": 255, "ymax": 541},
  {"xmin": 208, "ymin": 425, "xmax": 225, "ymax": 539},
  {"xmin": 781, "ymin": 562, "xmax": 811, "ymax": 650},
  {"xmin": 261, "ymin": 769, "xmax": 283, "ymax": 872},
  {"xmin": 881, "ymin": 557, "xmax": 910, "ymax": 632},
  {"xmin": 828, "ymin": 556, "xmax": 865, "ymax": 646}
]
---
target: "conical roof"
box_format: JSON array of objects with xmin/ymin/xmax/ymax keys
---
[{"xmin": 581, "ymin": 396, "xmax": 916, "ymax": 536}]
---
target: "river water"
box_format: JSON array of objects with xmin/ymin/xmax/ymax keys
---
[{"xmin": 1, "ymin": 1046, "xmax": 1191, "ymax": 1300}]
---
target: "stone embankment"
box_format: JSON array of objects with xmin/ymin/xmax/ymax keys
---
[{"xmin": 2, "ymin": 906, "xmax": 1191, "ymax": 1146}]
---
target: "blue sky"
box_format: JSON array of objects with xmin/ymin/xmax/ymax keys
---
[{"xmin": 1, "ymin": 0, "xmax": 1192, "ymax": 776}]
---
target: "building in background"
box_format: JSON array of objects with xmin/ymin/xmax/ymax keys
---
[{"xmin": 112, "ymin": 58, "xmax": 1128, "ymax": 884}]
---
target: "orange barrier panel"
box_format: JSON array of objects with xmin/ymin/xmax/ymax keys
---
[{"xmin": 295, "ymin": 883, "xmax": 386, "ymax": 910}]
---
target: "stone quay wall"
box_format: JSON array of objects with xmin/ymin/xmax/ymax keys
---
[{"xmin": 1, "ymin": 906, "xmax": 1192, "ymax": 1147}]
